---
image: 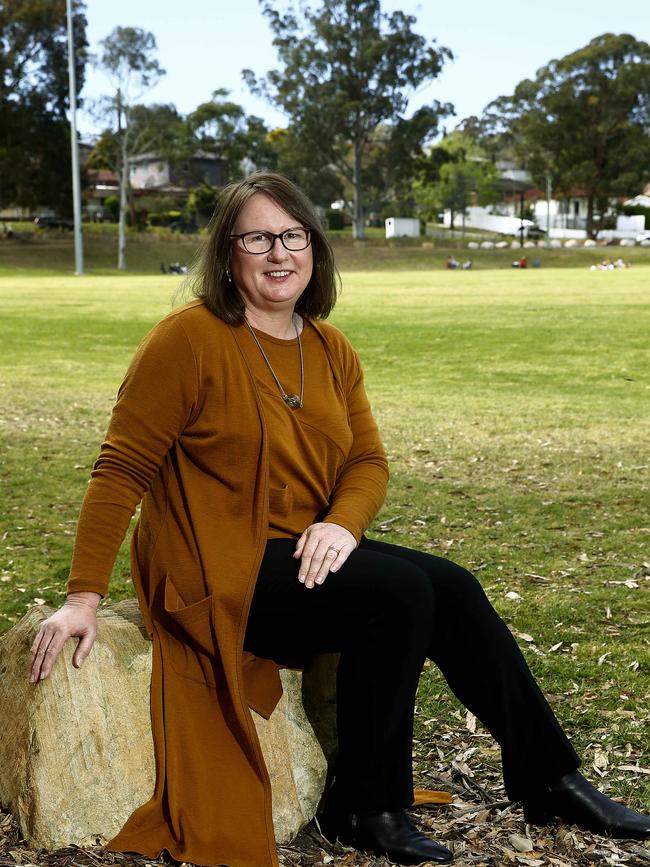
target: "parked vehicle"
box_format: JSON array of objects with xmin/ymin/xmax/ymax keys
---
[{"xmin": 33, "ymin": 216, "xmax": 74, "ymax": 230}]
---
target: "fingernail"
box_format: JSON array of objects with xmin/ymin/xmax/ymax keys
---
[
  {"xmin": 39, "ymin": 672, "xmax": 46, "ymax": 680},
  {"xmin": 29, "ymin": 675, "xmax": 36, "ymax": 683}
]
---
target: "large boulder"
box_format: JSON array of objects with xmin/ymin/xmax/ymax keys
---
[{"xmin": 0, "ymin": 601, "xmax": 338, "ymax": 850}]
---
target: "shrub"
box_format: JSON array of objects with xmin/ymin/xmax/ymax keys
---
[{"xmin": 104, "ymin": 195, "xmax": 119, "ymax": 221}]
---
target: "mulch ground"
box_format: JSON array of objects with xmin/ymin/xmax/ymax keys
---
[
  {"xmin": 2, "ymin": 762, "xmax": 649, "ymax": 867},
  {"xmin": 2, "ymin": 705, "xmax": 647, "ymax": 867}
]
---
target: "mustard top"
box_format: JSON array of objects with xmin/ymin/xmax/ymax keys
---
[{"xmin": 243, "ymin": 321, "xmax": 355, "ymax": 539}]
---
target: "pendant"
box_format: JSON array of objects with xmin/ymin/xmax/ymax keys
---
[{"xmin": 284, "ymin": 394, "xmax": 302, "ymax": 409}]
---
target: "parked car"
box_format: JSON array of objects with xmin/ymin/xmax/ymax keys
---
[
  {"xmin": 635, "ymin": 231, "xmax": 650, "ymax": 243},
  {"xmin": 33, "ymin": 216, "xmax": 74, "ymax": 230}
]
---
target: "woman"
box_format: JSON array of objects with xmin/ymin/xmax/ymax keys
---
[{"xmin": 28, "ymin": 173, "xmax": 649, "ymax": 867}]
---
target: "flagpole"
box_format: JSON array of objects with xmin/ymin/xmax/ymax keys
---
[{"xmin": 66, "ymin": 0, "xmax": 84, "ymax": 275}]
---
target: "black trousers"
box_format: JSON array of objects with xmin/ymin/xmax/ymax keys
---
[{"xmin": 243, "ymin": 536, "xmax": 580, "ymax": 811}]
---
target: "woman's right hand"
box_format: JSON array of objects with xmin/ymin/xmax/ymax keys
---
[{"xmin": 28, "ymin": 592, "xmax": 101, "ymax": 683}]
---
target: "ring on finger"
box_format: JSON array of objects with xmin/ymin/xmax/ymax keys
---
[{"xmin": 327, "ymin": 546, "xmax": 341, "ymax": 555}]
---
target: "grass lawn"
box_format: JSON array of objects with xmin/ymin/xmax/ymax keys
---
[{"xmin": 1, "ymin": 267, "xmax": 648, "ymax": 811}]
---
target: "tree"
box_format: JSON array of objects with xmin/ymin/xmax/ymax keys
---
[
  {"xmin": 0, "ymin": 0, "xmax": 88, "ymax": 212},
  {"xmin": 244, "ymin": 0, "xmax": 453, "ymax": 238},
  {"xmin": 411, "ymin": 129, "xmax": 498, "ymax": 227},
  {"xmin": 97, "ymin": 26, "xmax": 164, "ymax": 269},
  {"xmin": 363, "ymin": 105, "xmax": 455, "ymax": 219},
  {"xmin": 417, "ymin": 158, "xmax": 497, "ymax": 229},
  {"xmin": 188, "ymin": 89, "xmax": 276, "ymax": 182},
  {"xmin": 267, "ymin": 127, "xmax": 344, "ymax": 208},
  {"xmin": 481, "ymin": 34, "xmax": 650, "ymax": 238}
]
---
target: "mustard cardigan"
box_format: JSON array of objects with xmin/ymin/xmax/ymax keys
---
[{"xmin": 66, "ymin": 300, "xmax": 389, "ymax": 867}]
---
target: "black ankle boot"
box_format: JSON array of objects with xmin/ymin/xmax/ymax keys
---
[
  {"xmin": 523, "ymin": 770, "xmax": 650, "ymax": 839},
  {"xmin": 318, "ymin": 802, "xmax": 453, "ymax": 865}
]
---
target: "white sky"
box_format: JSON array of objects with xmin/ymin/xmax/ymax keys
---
[{"xmin": 79, "ymin": 0, "xmax": 650, "ymax": 140}]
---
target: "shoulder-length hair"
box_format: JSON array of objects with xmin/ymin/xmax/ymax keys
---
[{"xmin": 187, "ymin": 172, "xmax": 340, "ymax": 323}]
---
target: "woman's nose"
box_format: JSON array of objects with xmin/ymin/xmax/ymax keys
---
[{"xmin": 266, "ymin": 237, "xmax": 289, "ymax": 261}]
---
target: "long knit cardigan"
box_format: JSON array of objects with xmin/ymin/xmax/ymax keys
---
[{"xmin": 66, "ymin": 299, "xmax": 389, "ymax": 867}]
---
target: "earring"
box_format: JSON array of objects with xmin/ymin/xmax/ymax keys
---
[{"xmin": 226, "ymin": 268, "xmax": 232, "ymax": 282}]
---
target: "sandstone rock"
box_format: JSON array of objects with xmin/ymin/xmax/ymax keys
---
[{"xmin": 0, "ymin": 601, "xmax": 338, "ymax": 850}]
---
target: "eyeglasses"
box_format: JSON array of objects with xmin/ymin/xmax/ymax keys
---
[{"xmin": 229, "ymin": 227, "xmax": 312, "ymax": 254}]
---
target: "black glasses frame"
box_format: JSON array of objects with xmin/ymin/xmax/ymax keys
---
[{"xmin": 229, "ymin": 227, "xmax": 312, "ymax": 254}]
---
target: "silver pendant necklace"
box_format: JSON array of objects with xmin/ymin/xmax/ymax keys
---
[{"xmin": 245, "ymin": 315, "xmax": 304, "ymax": 409}]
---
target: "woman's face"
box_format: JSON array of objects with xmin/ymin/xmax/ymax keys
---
[{"xmin": 229, "ymin": 193, "xmax": 313, "ymax": 318}]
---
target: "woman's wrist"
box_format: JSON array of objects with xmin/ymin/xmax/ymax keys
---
[{"xmin": 65, "ymin": 591, "xmax": 102, "ymax": 610}]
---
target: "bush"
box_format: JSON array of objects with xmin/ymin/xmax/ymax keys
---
[
  {"xmin": 104, "ymin": 195, "xmax": 119, "ymax": 222},
  {"xmin": 326, "ymin": 209, "xmax": 345, "ymax": 230},
  {"xmin": 187, "ymin": 184, "xmax": 220, "ymax": 226},
  {"xmin": 148, "ymin": 209, "xmax": 182, "ymax": 227}
]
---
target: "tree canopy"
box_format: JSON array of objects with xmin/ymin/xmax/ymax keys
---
[
  {"xmin": 0, "ymin": 0, "xmax": 88, "ymax": 212},
  {"xmin": 96, "ymin": 25, "xmax": 165, "ymax": 268},
  {"xmin": 244, "ymin": 0, "xmax": 453, "ymax": 237},
  {"xmin": 481, "ymin": 33, "xmax": 650, "ymax": 237}
]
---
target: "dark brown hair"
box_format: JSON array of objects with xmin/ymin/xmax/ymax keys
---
[{"xmin": 187, "ymin": 172, "xmax": 340, "ymax": 323}]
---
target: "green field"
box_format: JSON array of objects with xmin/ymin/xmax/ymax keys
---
[{"xmin": 1, "ymin": 268, "xmax": 648, "ymax": 810}]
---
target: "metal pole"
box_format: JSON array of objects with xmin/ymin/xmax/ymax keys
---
[
  {"xmin": 66, "ymin": 0, "xmax": 84, "ymax": 275},
  {"xmin": 546, "ymin": 173, "xmax": 552, "ymax": 249}
]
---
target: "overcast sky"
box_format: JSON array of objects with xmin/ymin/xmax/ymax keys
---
[{"xmin": 79, "ymin": 0, "xmax": 650, "ymax": 140}]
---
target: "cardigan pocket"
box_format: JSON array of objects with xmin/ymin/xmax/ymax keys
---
[
  {"xmin": 269, "ymin": 483, "xmax": 292, "ymax": 516},
  {"xmin": 162, "ymin": 573, "xmax": 218, "ymax": 688}
]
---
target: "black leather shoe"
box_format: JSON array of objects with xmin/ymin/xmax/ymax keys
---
[
  {"xmin": 319, "ymin": 803, "xmax": 453, "ymax": 864},
  {"xmin": 523, "ymin": 770, "xmax": 650, "ymax": 839}
]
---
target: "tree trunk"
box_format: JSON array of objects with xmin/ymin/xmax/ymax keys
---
[
  {"xmin": 586, "ymin": 194, "xmax": 597, "ymax": 240},
  {"xmin": 117, "ymin": 90, "xmax": 127, "ymax": 271},
  {"xmin": 118, "ymin": 133, "xmax": 128, "ymax": 270},
  {"xmin": 352, "ymin": 140, "xmax": 365, "ymax": 240},
  {"xmin": 449, "ymin": 208, "xmax": 455, "ymax": 231}
]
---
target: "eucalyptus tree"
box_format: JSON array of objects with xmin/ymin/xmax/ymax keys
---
[
  {"xmin": 0, "ymin": 0, "xmax": 88, "ymax": 212},
  {"xmin": 244, "ymin": 0, "xmax": 453, "ymax": 238},
  {"xmin": 481, "ymin": 34, "xmax": 650, "ymax": 238},
  {"xmin": 97, "ymin": 26, "xmax": 164, "ymax": 269}
]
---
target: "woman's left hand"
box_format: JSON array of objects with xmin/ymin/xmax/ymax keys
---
[{"xmin": 293, "ymin": 522, "xmax": 357, "ymax": 588}]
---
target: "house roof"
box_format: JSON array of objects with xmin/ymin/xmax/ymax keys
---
[
  {"xmin": 86, "ymin": 168, "xmax": 119, "ymax": 184},
  {"xmin": 129, "ymin": 151, "xmax": 219, "ymax": 165}
]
